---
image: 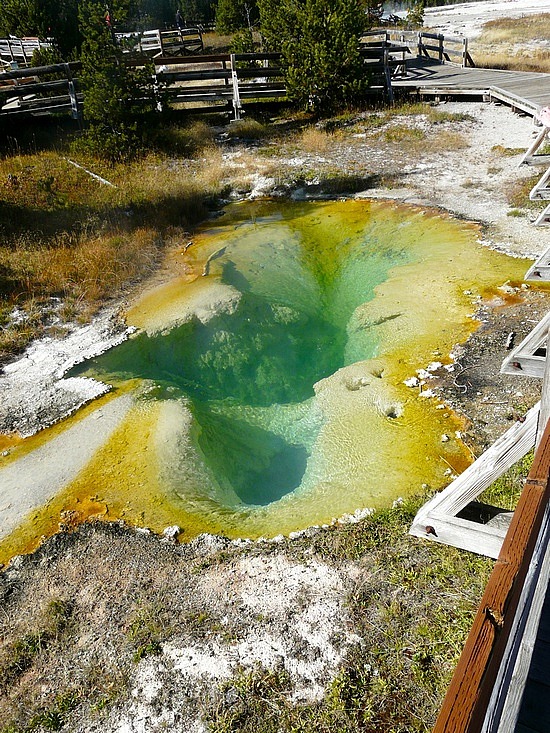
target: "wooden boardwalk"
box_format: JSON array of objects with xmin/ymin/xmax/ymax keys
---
[
  {"xmin": 516, "ymin": 579, "xmax": 550, "ymax": 733},
  {"xmin": 433, "ymin": 419, "xmax": 550, "ymax": 733},
  {"xmin": 393, "ymin": 58, "xmax": 550, "ymax": 114}
]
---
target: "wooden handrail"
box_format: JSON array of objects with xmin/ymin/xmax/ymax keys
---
[
  {"xmin": 0, "ymin": 61, "xmax": 81, "ymax": 80},
  {"xmin": 434, "ymin": 418, "xmax": 550, "ymax": 732}
]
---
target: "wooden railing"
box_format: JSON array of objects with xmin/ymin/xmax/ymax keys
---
[
  {"xmin": 361, "ymin": 29, "xmax": 475, "ymax": 68},
  {"xmin": 359, "ymin": 34, "xmax": 410, "ymax": 102},
  {"xmin": 153, "ymin": 52, "xmax": 286, "ymax": 119},
  {"xmin": 0, "ymin": 61, "xmax": 81, "ymax": 118},
  {"xmin": 0, "ymin": 40, "xmax": 413, "ymax": 121},
  {"xmin": 433, "ymin": 418, "xmax": 550, "ymax": 731},
  {"xmin": 117, "ymin": 27, "xmax": 203, "ymax": 56},
  {"xmin": 417, "ymin": 31, "xmax": 475, "ymax": 68},
  {"xmin": 0, "ymin": 37, "xmax": 53, "ymax": 68}
]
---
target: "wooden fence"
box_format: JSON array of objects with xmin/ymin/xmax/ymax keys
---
[
  {"xmin": 116, "ymin": 27, "xmax": 203, "ymax": 56},
  {"xmin": 0, "ymin": 61, "xmax": 81, "ymax": 118},
  {"xmin": 0, "ymin": 30, "xmax": 468, "ymax": 121},
  {"xmin": 433, "ymin": 418, "xmax": 550, "ymax": 731},
  {"xmin": 362, "ymin": 29, "xmax": 475, "ymax": 68},
  {"xmin": 153, "ymin": 52, "xmax": 286, "ymax": 119},
  {"xmin": 0, "ymin": 37, "xmax": 52, "ymax": 68}
]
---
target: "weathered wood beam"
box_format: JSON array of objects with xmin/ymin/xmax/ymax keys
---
[
  {"xmin": 501, "ymin": 312, "xmax": 550, "ymax": 376},
  {"xmin": 519, "ymin": 125, "xmax": 550, "ymax": 166},
  {"xmin": 537, "ymin": 331, "xmax": 550, "ymax": 445},
  {"xmin": 409, "ymin": 404, "xmax": 539, "ymax": 557},
  {"xmin": 433, "ymin": 418, "xmax": 550, "ymax": 732}
]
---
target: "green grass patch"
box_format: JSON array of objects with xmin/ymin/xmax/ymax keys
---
[
  {"xmin": 126, "ymin": 603, "xmax": 168, "ymax": 663},
  {"xmin": 206, "ymin": 496, "xmax": 493, "ymax": 732},
  {"xmin": 0, "ymin": 599, "xmax": 73, "ymax": 695},
  {"xmin": 384, "ymin": 126, "xmax": 426, "ymax": 143},
  {"xmin": 478, "ymin": 449, "xmax": 533, "ymax": 510}
]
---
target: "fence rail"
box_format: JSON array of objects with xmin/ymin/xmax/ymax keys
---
[
  {"xmin": 117, "ymin": 27, "xmax": 203, "ymax": 56},
  {"xmin": 0, "ymin": 62, "xmax": 81, "ymax": 118},
  {"xmin": 152, "ymin": 52, "xmax": 286, "ymax": 118},
  {"xmin": 0, "ymin": 30, "xmax": 470, "ymax": 121},
  {"xmin": 0, "ymin": 37, "xmax": 53, "ymax": 68},
  {"xmin": 361, "ymin": 29, "xmax": 475, "ymax": 68}
]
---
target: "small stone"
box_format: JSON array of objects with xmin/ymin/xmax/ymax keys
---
[
  {"xmin": 427, "ymin": 361, "xmax": 442, "ymax": 372},
  {"xmin": 163, "ymin": 525, "xmax": 181, "ymax": 541},
  {"xmin": 441, "ymin": 434, "xmax": 450, "ymax": 442}
]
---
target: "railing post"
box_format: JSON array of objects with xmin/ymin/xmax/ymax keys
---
[
  {"xmin": 230, "ymin": 53, "xmax": 241, "ymax": 121},
  {"xmin": 462, "ymin": 37, "xmax": 468, "ymax": 67},
  {"xmin": 417, "ymin": 31, "xmax": 422, "ymax": 58},
  {"xmin": 64, "ymin": 62, "xmax": 80, "ymax": 121},
  {"xmin": 383, "ymin": 47, "xmax": 394, "ymax": 103},
  {"xmin": 537, "ymin": 331, "xmax": 550, "ymax": 446},
  {"xmin": 438, "ymin": 33, "xmax": 444, "ymax": 63}
]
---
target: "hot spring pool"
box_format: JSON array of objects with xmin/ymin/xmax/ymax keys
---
[{"xmin": 0, "ymin": 198, "xmax": 529, "ymax": 553}]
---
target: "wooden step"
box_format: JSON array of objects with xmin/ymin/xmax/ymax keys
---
[
  {"xmin": 535, "ymin": 203, "xmax": 550, "ymax": 226},
  {"xmin": 530, "ymin": 166, "xmax": 550, "ymax": 200},
  {"xmin": 520, "ymin": 125, "xmax": 550, "ymax": 166}
]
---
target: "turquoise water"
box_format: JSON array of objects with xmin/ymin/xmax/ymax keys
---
[{"xmin": 73, "ymin": 206, "xmax": 411, "ymax": 507}]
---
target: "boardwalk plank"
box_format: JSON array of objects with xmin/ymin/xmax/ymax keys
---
[
  {"xmin": 517, "ymin": 679, "xmax": 550, "ymax": 732},
  {"xmin": 516, "ymin": 724, "xmax": 541, "ymax": 733},
  {"xmin": 393, "ymin": 59, "xmax": 550, "ymax": 113},
  {"xmin": 523, "ymin": 637, "xmax": 550, "ymax": 684}
]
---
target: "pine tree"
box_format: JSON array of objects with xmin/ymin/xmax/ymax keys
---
[
  {"xmin": 216, "ymin": 0, "xmax": 258, "ymax": 34},
  {"xmin": 258, "ymin": 0, "xmax": 368, "ymax": 115},
  {"xmin": 0, "ymin": 0, "xmax": 81, "ymax": 57},
  {"xmin": 78, "ymin": 0, "xmax": 156, "ymax": 162}
]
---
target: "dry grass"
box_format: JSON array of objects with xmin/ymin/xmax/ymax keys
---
[
  {"xmin": 472, "ymin": 13, "xmax": 550, "ymax": 72},
  {"xmin": 227, "ymin": 119, "xmax": 271, "ymax": 141},
  {"xmin": 0, "ymin": 144, "xmax": 228, "ymax": 361},
  {"xmin": 300, "ymin": 126, "xmax": 335, "ymax": 153},
  {"xmin": 474, "ymin": 49, "xmax": 550, "ymax": 73},
  {"xmin": 478, "ymin": 13, "xmax": 550, "ymax": 44},
  {"xmin": 427, "ymin": 130, "xmax": 470, "ymax": 152},
  {"xmin": 506, "ymin": 173, "xmax": 540, "ymax": 210}
]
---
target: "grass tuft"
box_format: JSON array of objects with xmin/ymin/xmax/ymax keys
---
[
  {"xmin": 300, "ymin": 126, "xmax": 334, "ymax": 153},
  {"xmin": 0, "ymin": 598, "xmax": 73, "ymax": 695},
  {"xmin": 227, "ymin": 119, "xmax": 270, "ymax": 141},
  {"xmin": 126, "ymin": 603, "xmax": 167, "ymax": 663}
]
